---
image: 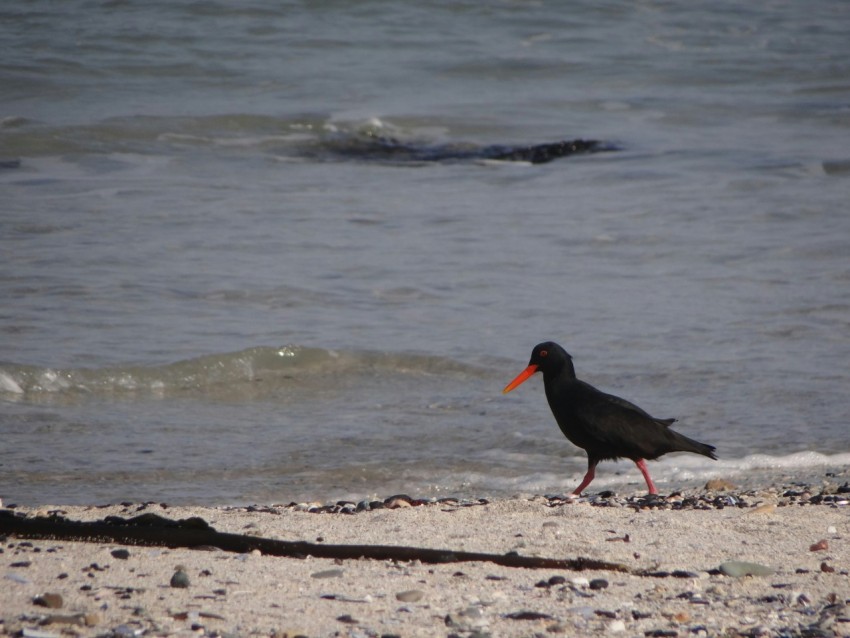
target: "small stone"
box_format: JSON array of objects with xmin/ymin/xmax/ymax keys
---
[
  {"xmin": 336, "ymin": 614, "xmax": 357, "ymax": 624},
  {"xmin": 385, "ymin": 498, "xmax": 411, "ymax": 509},
  {"xmin": 84, "ymin": 614, "xmax": 100, "ymax": 627},
  {"xmin": 505, "ymin": 610, "xmax": 553, "ymax": 620},
  {"xmin": 33, "ymin": 593, "xmax": 63, "ymax": 609},
  {"xmin": 589, "ymin": 578, "xmax": 609, "ymax": 590},
  {"xmin": 671, "ymin": 570, "xmax": 700, "ymax": 579},
  {"xmin": 41, "ymin": 614, "xmax": 85, "ymax": 626},
  {"xmin": 810, "ymin": 539, "xmax": 829, "ymax": 551},
  {"xmin": 170, "ymin": 569, "xmax": 190, "ymax": 588},
  {"xmin": 705, "ymin": 479, "xmax": 735, "ymax": 491},
  {"xmin": 608, "ymin": 620, "xmax": 626, "ymax": 633},
  {"xmin": 111, "ymin": 549, "xmax": 131, "ymax": 560},
  {"xmin": 548, "ymin": 575, "xmax": 566, "ymax": 586},
  {"xmin": 395, "ymin": 589, "xmax": 424, "ymax": 603},
  {"xmin": 570, "ymin": 577, "xmax": 590, "ymax": 588},
  {"xmin": 311, "ymin": 568, "xmax": 344, "ymax": 579},
  {"xmin": 718, "ymin": 561, "xmax": 774, "ymax": 577},
  {"xmin": 820, "ymin": 562, "xmax": 835, "ymax": 573}
]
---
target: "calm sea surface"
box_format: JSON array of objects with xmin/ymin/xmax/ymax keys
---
[{"xmin": 2, "ymin": 1, "xmax": 849, "ymax": 506}]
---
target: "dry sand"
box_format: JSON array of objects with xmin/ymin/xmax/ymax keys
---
[{"xmin": 2, "ymin": 483, "xmax": 849, "ymax": 638}]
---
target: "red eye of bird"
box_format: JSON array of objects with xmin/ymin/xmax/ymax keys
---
[{"xmin": 540, "ymin": 350, "xmax": 548, "ymax": 357}]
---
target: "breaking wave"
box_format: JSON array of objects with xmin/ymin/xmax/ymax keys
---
[{"xmin": 0, "ymin": 344, "xmax": 486, "ymax": 398}]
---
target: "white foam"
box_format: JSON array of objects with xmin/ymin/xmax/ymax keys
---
[
  {"xmin": 445, "ymin": 449, "xmax": 850, "ymax": 498},
  {"xmin": 0, "ymin": 371, "xmax": 23, "ymax": 394}
]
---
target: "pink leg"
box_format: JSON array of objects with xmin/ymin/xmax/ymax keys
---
[
  {"xmin": 572, "ymin": 460, "xmax": 597, "ymax": 495},
  {"xmin": 635, "ymin": 459, "xmax": 658, "ymax": 495}
]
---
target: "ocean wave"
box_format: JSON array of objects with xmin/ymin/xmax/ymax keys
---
[
  {"xmin": 450, "ymin": 450, "xmax": 850, "ymax": 498},
  {"xmin": 0, "ymin": 344, "xmax": 486, "ymax": 398},
  {"xmin": 1, "ymin": 113, "xmax": 611, "ymax": 166}
]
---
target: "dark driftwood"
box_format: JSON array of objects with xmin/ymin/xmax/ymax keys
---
[{"xmin": 0, "ymin": 510, "xmax": 630, "ymax": 573}]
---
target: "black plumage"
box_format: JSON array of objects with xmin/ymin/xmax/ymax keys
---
[{"xmin": 503, "ymin": 341, "xmax": 717, "ymax": 495}]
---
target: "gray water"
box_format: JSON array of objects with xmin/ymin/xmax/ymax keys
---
[{"xmin": 2, "ymin": 1, "xmax": 849, "ymax": 506}]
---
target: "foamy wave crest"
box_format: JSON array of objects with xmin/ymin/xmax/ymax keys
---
[
  {"xmin": 0, "ymin": 345, "xmax": 484, "ymax": 398},
  {"xmin": 449, "ymin": 450, "xmax": 850, "ymax": 497}
]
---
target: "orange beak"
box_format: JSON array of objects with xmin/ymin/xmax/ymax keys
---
[{"xmin": 502, "ymin": 364, "xmax": 539, "ymax": 394}]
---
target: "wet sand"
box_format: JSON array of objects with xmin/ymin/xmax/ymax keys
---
[{"xmin": 1, "ymin": 478, "xmax": 849, "ymax": 638}]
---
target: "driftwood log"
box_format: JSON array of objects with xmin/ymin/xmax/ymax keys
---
[{"xmin": 0, "ymin": 509, "xmax": 630, "ymax": 573}]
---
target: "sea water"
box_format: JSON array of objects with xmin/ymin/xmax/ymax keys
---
[{"xmin": 2, "ymin": 0, "xmax": 849, "ymax": 505}]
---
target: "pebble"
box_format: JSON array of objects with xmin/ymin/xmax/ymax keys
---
[
  {"xmin": 281, "ymin": 478, "xmax": 849, "ymax": 515},
  {"xmin": 170, "ymin": 568, "xmax": 191, "ymax": 588},
  {"xmin": 718, "ymin": 561, "xmax": 775, "ymax": 577},
  {"xmin": 705, "ymin": 478, "xmax": 736, "ymax": 491},
  {"xmin": 504, "ymin": 610, "xmax": 553, "ymax": 620},
  {"xmin": 589, "ymin": 578, "xmax": 609, "ymax": 590},
  {"xmin": 33, "ymin": 593, "xmax": 63, "ymax": 609},
  {"xmin": 311, "ymin": 568, "xmax": 344, "ymax": 579},
  {"xmin": 608, "ymin": 619, "xmax": 626, "ymax": 633},
  {"xmin": 395, "ymin": 589, "xmax": 424, "ymax": 603},
  {"xmin": 445, "ymin": 606, "xmax": 489, "ymax": 631},
  {"xmin": 111, "ymin": 548, "xmax": 131, "ymax": 560},
  {"xmin": 809, "ymin": 539, "xmax": 829, "ymax": 551}
]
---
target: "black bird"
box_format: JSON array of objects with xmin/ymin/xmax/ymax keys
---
[{"xmin": 503, "ymin": 341, "xmax": 717, "ymax": 495}]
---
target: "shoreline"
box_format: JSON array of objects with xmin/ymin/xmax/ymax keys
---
[{"xmin": 2, "ymin": 477, "xmax": 849, "ymax": 637}]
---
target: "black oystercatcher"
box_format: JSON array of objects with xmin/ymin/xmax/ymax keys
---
[{"xmin": 503, "ymin": 342, "xmax": 717, "ymax": 495}]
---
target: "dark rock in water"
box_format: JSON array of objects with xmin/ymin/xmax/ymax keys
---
[
  {"xmin": 482, "ymin": 139, "xmax": 608, "ymax": 163},
  {"xmin": 315, "ymin": 135, "xmax": 615, "ymax": 165}
]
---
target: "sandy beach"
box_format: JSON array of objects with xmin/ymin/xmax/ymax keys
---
[{"xmin": 2, "ymin": 477, "xmax": 849, "ymax": 638}]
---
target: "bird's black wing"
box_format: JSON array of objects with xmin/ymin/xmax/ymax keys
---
[
  {"xmin": 595, "ymin": 385, "xmax": 675, "ymax": 425},
  {"xmin": 569, "ymin": 381, "xmax": 677, "ymax": 459}
]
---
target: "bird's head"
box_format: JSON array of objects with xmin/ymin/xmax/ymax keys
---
[{"xmin": 502, "ymin": 341, "xmax": 574, "ymax": 394}]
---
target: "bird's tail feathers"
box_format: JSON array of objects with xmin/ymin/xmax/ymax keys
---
[{"xmin": 673, "ymin": 432, "xmax": 718, "ymax": 460}]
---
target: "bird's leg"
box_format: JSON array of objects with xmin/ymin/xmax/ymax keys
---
[
  {"xmin": 635, "ymin": 459, "xmax": 658, "ymax": 495},
  {"xmin": 572, "ymin": 460, "xmax": 597, "ymax": 495}
]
